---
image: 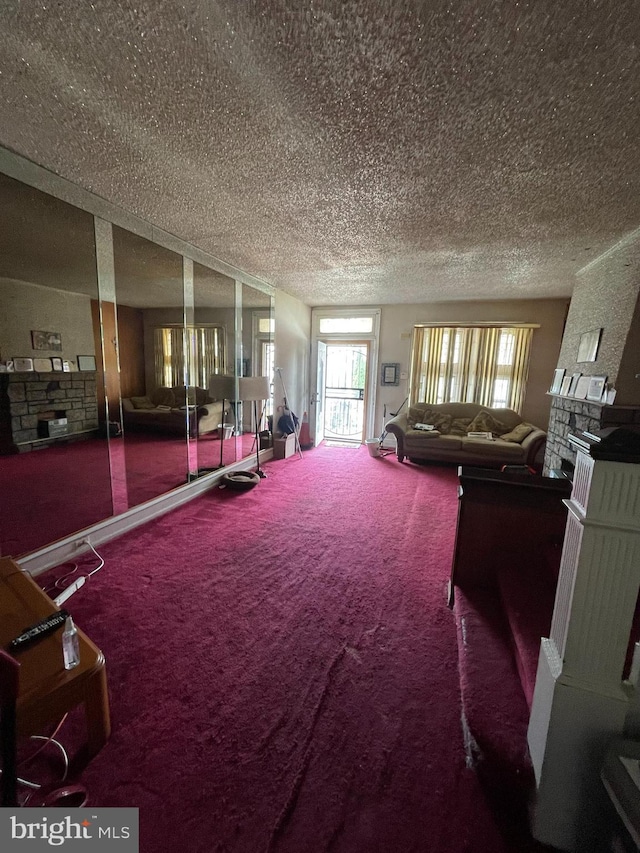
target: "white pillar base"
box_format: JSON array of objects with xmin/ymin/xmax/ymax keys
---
[{"xmin": 528, "ymin": 638, "xmax": 631, "ymax": 851}]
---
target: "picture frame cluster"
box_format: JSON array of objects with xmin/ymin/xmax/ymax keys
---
[{"xmin": 549, "ymin": 368, "xmax": 615, "ymax": 404}]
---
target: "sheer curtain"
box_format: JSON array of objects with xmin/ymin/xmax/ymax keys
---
[
  {"xmin": 410, "ymin": 325, "xmax": 534, "ymax": 412},
  {"xmin": 154, "ymin": 326, "xmax": 225, "ymax": 388}
]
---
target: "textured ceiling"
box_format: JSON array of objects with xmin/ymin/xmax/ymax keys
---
[{"xmin": 1, "ymin": 1, "xmax": 640, "ymax": 306}]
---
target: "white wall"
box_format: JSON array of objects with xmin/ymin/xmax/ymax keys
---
[
  {"xmin": 0, "ymin": 278, "xmax": 96, "ymax": 366},
  {"xmin": 274, "ymin": 289, "xmax": 311, "ymax": 426},
  {"xmin": 377, "ymin": 298, "xmax": 570, "ymax": 431}
]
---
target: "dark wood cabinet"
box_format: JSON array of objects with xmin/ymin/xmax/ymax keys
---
[{"xmin": 449, "ymin": 466, "xmax": 572, "ymax": 606}]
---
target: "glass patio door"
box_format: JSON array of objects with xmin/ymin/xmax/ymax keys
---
[{"xmin": 324, "ymin": 343, "xmax": 369, "ymax": 444}]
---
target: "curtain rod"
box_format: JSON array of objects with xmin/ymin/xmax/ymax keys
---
[{"xmin": 412, "ymin": 323, "xmax": 540, "ymax": 329}]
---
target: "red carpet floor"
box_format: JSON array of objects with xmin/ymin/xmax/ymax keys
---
[
  {"xmin": 0, "ymin": 432, "xmax": 256, "ymax": 557},
  {"xmin": 35, "ymin": 446, "xmax": 521, "ymax": 852}
]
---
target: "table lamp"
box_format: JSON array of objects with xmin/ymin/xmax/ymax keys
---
[
  {"xmin": 208, "ymin": 374, "xmax": 236, "ymax": 469},
  {"xmin": 238, "ymin": 375, "xmax": 270, "ymax": 479}
]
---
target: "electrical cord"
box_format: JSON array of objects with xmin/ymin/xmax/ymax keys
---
[
  {"xmin": 0, "ymin": 718, "xmax": 70, "ymax": 799},
  {"xmin": 41, "ymin": 541, "xmax": 104, "ymax": 597}
]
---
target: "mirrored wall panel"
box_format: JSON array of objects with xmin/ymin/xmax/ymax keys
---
[
  {"xmin": 192, "ymin": 263, "xmax": 237, "ymax": 474},
  {"xmin": 0, "ymin": 172, "xmax": 112, "ymax": 557},
  {"xmin": 240, "ymin": 283, "xmax": 274, "ymax": 461},
  {"xmin": 112, "ymin": 226, "xmax": 190, "ymax": 507}
]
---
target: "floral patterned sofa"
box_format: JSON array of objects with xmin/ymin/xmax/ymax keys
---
[
  {"xmin": 122, "ymin": 386, "xmax": 228, "ymax": 438},
  {"xmin": 383, "ymin": 402, "xmax": 546, "ymax": 468}
]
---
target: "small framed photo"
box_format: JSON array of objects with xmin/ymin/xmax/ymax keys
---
[
  {"xmin": 606, "ymin": 387, "xmax": 617, "ymax": 405},
  {"xmin": 33, "ymin": 357, "xmax": 52, "ymax": 372},
  {"xmin": 577, "ymin": 328, "xmax": 602, "ymax": 363},
  {"xmin": 568, "ymin": 372, "xmax": 582, "ymax": 396},
  {"xmin": 550, "ymin": 368, "xmax": 565, "ymax": 395},
  {"xmin": 13, "ymin": 357, "xmax": 34, "ymax": 372},
  {"xmin": 586, "ymin": 375, "xmax": 607, "ymax": 402},
  {"xmin": 381, "ymin": 363, "xmax": 400, "ymax": 386},
  {"xmin": 31, "ymin": 330, "xmax": 62, "ymax": 351},
  {"xmin": 574, "ymin": 376, "xmax": 591, "ymax": 399},
  {"xmin": 77, "ymin": 355, "xmax": 96, "ymax": 371},
  {"xmin": 62, "ymin": 360, "xmax": 73, "ymax": 372},
  {"xmin": 560, "ymin": 376, "xmax": 572, "ymax": 396},
  {"xmin": 51, "ymin": 357, "xmax": 63, "ymax": 371}
]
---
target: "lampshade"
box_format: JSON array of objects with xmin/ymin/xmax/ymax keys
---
[
  {"xmin": 208, "ymin": 374, "xmax": 236, "ymax": 401},
  {"xmin": 238, "ymin": 376, "xmax": 270, "ymax": 402}
]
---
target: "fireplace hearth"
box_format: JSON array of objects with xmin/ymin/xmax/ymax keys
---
[{"xmin": 0, "ymin": 371, "xmax": 98, "ymax": 453}]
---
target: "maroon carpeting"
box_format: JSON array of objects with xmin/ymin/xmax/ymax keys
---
[
  {"xmin": 0, "ymin": 440, "xmax": 113, "ymax": 556},
  {"xmin": 0, "ymin": 432, "xmax": 256, "ymax": 556},
  {"xmin": 33, "ymin": 447, "xmax": 530, "ymax": 852}
]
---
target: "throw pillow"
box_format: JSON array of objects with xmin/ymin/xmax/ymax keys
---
[
  {"xmin": 407, "ymin": 405, "xmax": 435, "ymax": 427},
  {"xmin": 501, "ymin": 422, "xmax": 535, "ymax": 443},
  {"xmin": 130, "ymin": 396, "xmax": 155, "ymax": 410},
  {"xmin": 467, "ymin": 410, "xmax": 510, "ymax": 436},
  {"xmin": 150, "ymin": 387, "xmax": 176, "ymax": 407},
  {"xmin": 450, "ymin": 417, "xmax": 472, "ymax": 436},
  {"xmin": 431, "ymin": 413, "xmax": 453, "ymax": 434}
]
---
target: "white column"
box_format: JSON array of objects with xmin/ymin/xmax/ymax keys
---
[{"xmin": 528, "ymin": 451, "xmax": 640, "ymax": 850}]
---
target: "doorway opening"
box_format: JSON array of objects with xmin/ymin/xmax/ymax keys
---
[{"xmin": 323, "ymin": 343, "xmax": 369, "ymax": 446}]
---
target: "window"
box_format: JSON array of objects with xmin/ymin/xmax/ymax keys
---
[
  {"xmin": 410, "ymin": 325, "xmax": 534, "ymax": 412},
  {"xmin": 318, "ymin": 316, "xmax": 373, "ymax": 334},
  {"xmin": 154, "ymin": 325, "xmax": 225, "ymax": 388}
]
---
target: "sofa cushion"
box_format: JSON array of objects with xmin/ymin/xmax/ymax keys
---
[
  {"xmin": 150, "ymin": 387, "xmax": 176, "ymax": 407},
  {"xmin": 467, "ymin": 409, "xmax": 511, "ymax": 436},
  {"xmin": 450, "ymin": 416, "xmax": 473, "ymax": 436},
  {"xmin": 407, "ymin": 406, "xmax": 454, "ymax": 434},
  {"xmin": 407, "ymin": 404, "xmax": 435, "ymax": 426},
  {"xmin": 461, "ymin": 437, "xmax": 525, "ymax": 459},
  {"xmin": 405, "ymin": 433, "xmax": 463, "ymax": 452},
  {"xmin": 501, "ymin": 422, "xmax": 535, "ymax": 443},
  {"xmin": 130, "ymin": 395, "xmax": 155, "ymax": 410}
]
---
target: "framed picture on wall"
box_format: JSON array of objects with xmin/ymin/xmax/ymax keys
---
[
  {"xmin": 381, "ymin": 363, "xmax": 400, "ymax": 386},
  {"xmin": 31, "ymin": 330, "xmax": 62, "ymax": 351},
  {"xmin": 577, "ymin": 328, "xmax": 602, "ymax": 363}
]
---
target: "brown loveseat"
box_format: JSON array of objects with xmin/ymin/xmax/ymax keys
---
[
  {"xmin": 384, "ymin": 402, "xmax": 546, "ymax": 469},
  {"xmin": 122, "ymin": 386, "xmax": 228, "ymax": 438}
]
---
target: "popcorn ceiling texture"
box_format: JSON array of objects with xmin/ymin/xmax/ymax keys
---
[{"xmin": 1, "ymin": 1, "xmax": 640, "ymax": 305}]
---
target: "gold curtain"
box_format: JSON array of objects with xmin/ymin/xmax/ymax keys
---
[
  {"xmin": 154, "ymin": 326, "xmax": 224, "ymax": 388},
  {"xmin": 410, "ymin": 325, "xmax": 534, "ymax": 412}
]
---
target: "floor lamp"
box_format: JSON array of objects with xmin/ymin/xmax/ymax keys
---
[
  {"xmin": 238, "ymin": 376, "xmax": 270, "ymax": 479},
  {"xmin": 208, "ymin": 374, "xmax": 236, "ymax": 470}
]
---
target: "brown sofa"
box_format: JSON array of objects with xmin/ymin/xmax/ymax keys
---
[
  {"xmin": 122, "ymin": 386, "xmax": 228, "ymax": 438},
  {"xmin": 384, "ymin": 402, "xmax": 546, "ymax": 468}
]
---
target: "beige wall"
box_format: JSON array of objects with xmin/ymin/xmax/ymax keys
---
[
  {"xmin": 558, "ymin": 235, "xmax": 640, "ymax": 405},
  {"xmin": 0, "ymin": 278, "xmax": 96, "ymax": 366},
  {"xmin": 274, "ymin": 289, "xmax": 311, "ymax": 421},
  {"xmin": 377, "ymin": 298, "xmax": 570, "ymax": 431}
]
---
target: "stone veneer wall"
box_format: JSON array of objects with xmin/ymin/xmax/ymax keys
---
[
  {"xmin": 545, "ymin": 396, "xmax": 640, "ymax": 473},
  {"xmin": 2, "ymin": 371, "xmax": 98, "ymax": 452}
]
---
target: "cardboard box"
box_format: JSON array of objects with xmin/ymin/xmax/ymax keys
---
[{"xmin": 274, "ymin": 433, "xmax": 296, "ymax": 459}]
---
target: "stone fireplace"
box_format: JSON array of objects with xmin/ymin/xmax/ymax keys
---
[
  {"xmin": 0, "ymin": 371, "xmax": 99, "ymax": 453},
  {"xmin": 544, "ymin": 395, "xmax": 640, "ymax": 476}
]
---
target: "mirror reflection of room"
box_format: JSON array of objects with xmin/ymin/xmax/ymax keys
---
[
  {"xmin": 0, "ymin": 172, "xmax": 112, "ymax": 557},
  {"xmin": 112, "ymin": 226, "xmax": 192, "ymax": 506},
  {"xmin": 192, "ymin": 263, "xmax": 237, "ymax": 473},
  {"xmin": 240, "ymin": 283, "xmax": 275, "ymax": 459}
]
